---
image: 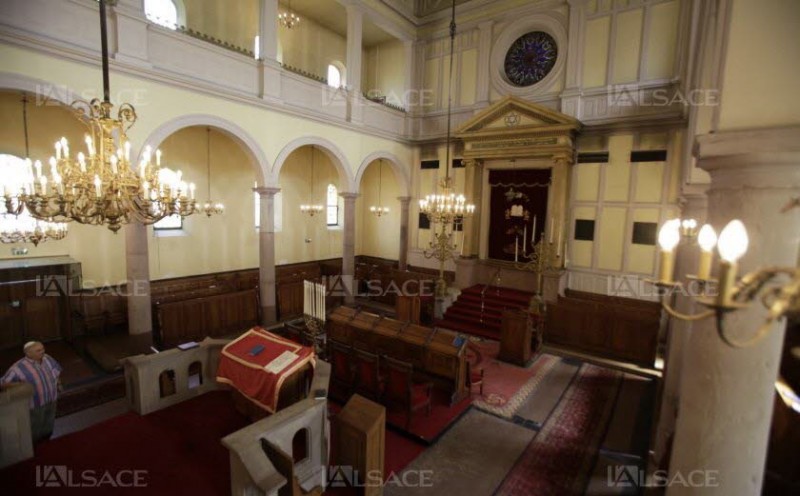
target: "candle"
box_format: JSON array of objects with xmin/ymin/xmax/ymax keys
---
[
  {"xmin": 124, "ymin": 141, "xmax": 131, "ymax": 162},
  {"xmin": 94, "ymin": 175, "xmax": 102, "ymax": 198},
  {"xmin": 716, "ymin": 220, "xmax": 748, "ymax": 306},
  {"xmin": 40, "ymin": 176, "xmax": 47, "ymax": 195},
  {"xmin": 61, "ymin": 138, "xmax": 69, "ymax": 159},
  {"xmin": 34, "ymin": 160, "xmax": 42, "ymax": 178},
  {"xmin": 657, "ymin": 220, "xmax": 680, "ymax": 283},
  {"xmin": 85, "ymin": 135, "xmax": 94, "ymax": 156},
  {"xmin": 189, "ymin": 183, "xmax": 196, "ymax": 200},
  {"xmin": 156, "ymin": 149, "xmax": 162, "ymax": 167},
  {"xmin": 523, "ymin": 225, "xmax": 527, "ymax": 254},
  {"xmin": 696, "ymin": 224, "xmax": 717, "ymax": 280},
  {"xmin": 78, "ymin": 153, "xmax": 86, "ymax": 173},
  {"xmin": 111, "ymin": 155, "xmax": 118, "ymax": 174},
  {"xmin": 55, "ymin": 141, "xmax": 62, "ymax": 160},
  {"xmin": 515, "ymin": 236, "xmax": 519, "ymax": 262}
]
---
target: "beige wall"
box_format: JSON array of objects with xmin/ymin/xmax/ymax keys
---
[
  {"xmin": 275, "ymin": 146, "xmax": 343, "ymax": 265},
  {"xmin": 569, "ymin": 131, "xmax": 682, "ymax": 276},
  {"xmin": 277, "ymin": 14, "xmax": 347, "ymax": 79},
  {"xmin": 363, "ymin": 40, "xmax": 407, "ymax": 107},
  {"xmin": 356, "ymin": 160, "xmax": 401, "ymax": 260},
  {"xmin": 183, "ymin": 0, "xmax": 260, "ymax": 52},
  {"xmin": 582, "ymin": 0, "xmax": 681, "ymax": 88},
  {"xmin": 717, "ymin": 0, "xmax": 800, "ymax": 130}
]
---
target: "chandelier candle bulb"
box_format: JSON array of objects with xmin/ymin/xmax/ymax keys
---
[
  {"xmin": 110, "ymin": 155, "xmax": 118, "ymax": 174},
  {"xmin": 657, "ymin": 220, "xmax": 681, "ymax": 283},
  {"xmin": 716, "ymin": 220, "xmax": 749, "ymax": 306},
  {"xmin": 697, "ymin": 224, "xmax": 718, "ymax": 280},
  {"xmin": 94, "ymin": 175, "xmax": 101, "ymax": 198},
  {"xmin": 156, "ymin": 149, "xmax": 162, "ymax": 167},
  {"xmin": 55, "ymin": 141, "xmax": 62, "ymax": 160}
]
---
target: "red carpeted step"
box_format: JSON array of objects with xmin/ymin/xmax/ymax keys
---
[
  {"xmin": 437, "ymin": 284, "xmax": 535, "ymax": 341},
  {"xmin": 445, "ymin": 304, "xmax": 504, "ymax": 322}
]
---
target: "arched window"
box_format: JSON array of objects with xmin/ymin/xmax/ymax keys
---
[
  {"xmin": 327, "ymin": 64, "xmax": 341, "ymax": 88},
  {"xmin": 326, "ymin": 184, "xmax": 338, "ymax": 226},
  {"xmin": 145, "ymin": 0, "xmax": 179, "ymax": 30}
]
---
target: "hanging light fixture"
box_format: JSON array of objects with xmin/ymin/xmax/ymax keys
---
[
  {"xmin": 0, "ymin": 0, "xmax": 202, "ymax": 233},
  {"xmin": 0, "ymin": 94, "xmax": 68, "ymax": 247},
  {"xmin": 419, "ymin": 0, "xmax": 477, "ymax": 297},
  {"xmin": 300, "ymin": 146, "xmax": 324, "ymax": 217},
  {"xmin": 202, "ymin": 127, "xmax": 225, "ymax": 217},
  {"xmin": 369, "ymin": 159, "xmax": 390, "ymax": 217},
  {"xmin": 278, "ymin": 0, "xmax": 301, "ymax": 29}
]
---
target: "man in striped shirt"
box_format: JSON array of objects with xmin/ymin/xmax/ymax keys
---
[{"xmin": 1, "ymin": 341, "xmax": 62, "ymax": 442}]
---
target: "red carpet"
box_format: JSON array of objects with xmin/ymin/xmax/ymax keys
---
[
  {"xmin": 437, "ymin": 285, "xmax": 535, "ymax": 340},
  {"xmin": 1, "ymin": 391, "xmax": 249, "ymax": 495},
  {"xmin": 495, "ymin": 364, "xmax": 623, "ymax": 495},
  {"xmin": 469, "ymin": 341, "xmax": 560, "ymax": 418}
]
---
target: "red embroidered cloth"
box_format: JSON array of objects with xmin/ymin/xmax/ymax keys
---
[{"xmin": 216, "ymin": 327, "xmax": 315, "ymax": 413}]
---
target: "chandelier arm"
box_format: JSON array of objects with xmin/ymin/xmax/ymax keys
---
[
  {"xmin": 734, "ymin": 267, "xmax": 794, "ymax": 302},
  {"xmin": 661, "ymin": 296, "xmax": 717, "ymax": 322},
  {"xmin": 716, "ymin": 312, "xmax": 777, "ymax": 349}
]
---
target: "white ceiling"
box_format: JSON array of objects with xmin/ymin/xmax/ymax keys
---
[{"xmin": 281, "ymin": 0, "xmax": 397, "ymax": 46}]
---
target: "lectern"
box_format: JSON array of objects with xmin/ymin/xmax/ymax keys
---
[
  {"xmin": 334, "ymin": 394, "xmax": 385, "ymax": 496},
  {"xmin": 499, "ymin": 309, "xmax": 533, "ymax": 366}
]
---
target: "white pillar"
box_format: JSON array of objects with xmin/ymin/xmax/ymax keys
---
[
  {"xmin": 345, "ymin": 5, "xmax": 363, "ymax": 94},
  {"xmin": 259, "ymin": 0, "xmax": 279, "ymax": 61},
  {"xmin": 667, "ymin": 126, "xmax": 800, "ymax": 495},
  {"xmin": 652, "ymin": 189, "xmax": 707, "ymax": 467},
  {"xmin": 256, "ymin": 187, "xmax": 280, "ymax": 324},
  {"xmin": 259, "ymin": 0, "xmax": 281, "ymax": 100},
  {"xmin": 124, "ymin": 221, "xmax": 152, "ymax": 341},
  {"xmin": 560, "ymin": 0, "xmax": 586, "ymax": 117},
  {"xmin": 397, "ymin": 196, "xmax": 411, "ymax": 271},
  {"xmin": 341, "ymin": 192, "xmax": 359, "ymax": 304}
]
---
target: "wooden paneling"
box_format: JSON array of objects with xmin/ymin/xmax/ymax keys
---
[{"xmin": 545, "ymin": 290, "xmax": 661, "ymax": 367}]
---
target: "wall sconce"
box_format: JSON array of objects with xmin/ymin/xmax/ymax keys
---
[{"xmin": 650, "ymin": 213, "xmax": 800, "ymax": 348}]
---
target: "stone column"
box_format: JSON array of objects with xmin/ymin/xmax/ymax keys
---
[
  {"xmin": 341, "ymin": 192, "xmax": 359, "ymax": 304},
  {"xmin": 258, "ymin": 0, "xmax": 281, "ymax": 101},
  {"xmin": 461, "ymin": 159, "xmax": 483, "ymax": 258},
  {"xmin": 560, "ymin": 0, "xmax": 587, "ymax": 117},
  {"xmin": 255, "ymin": 187, "xmax": 280, "ymax": 324},
  {"xmin": 652, "ymin": 189, "xmax": 707, "ymax": 467},
  {"xmin": 124, "ymin": 221, "xmax": 151, "ymax": 342},
  {"xmin": 667, "ymin": 126, "xmax": 800, "ymax": 495},
  {"xmin": 397, "ymin": 196, "xmax": 411, "ymax": 270}
]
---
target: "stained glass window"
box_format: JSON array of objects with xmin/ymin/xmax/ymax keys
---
[{"xmin": 504, "ymin": 32, "xmax": 558, "ymax": 87}]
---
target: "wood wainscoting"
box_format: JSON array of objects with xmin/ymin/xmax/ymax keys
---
[{"xmin": 545, "ymin": 289, "xmax": 662, "ymax": 368}]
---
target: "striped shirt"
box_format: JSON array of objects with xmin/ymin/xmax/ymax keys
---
[{"xmin": 1, "ymin": 355, "xmax": 62, "ymax": 408}]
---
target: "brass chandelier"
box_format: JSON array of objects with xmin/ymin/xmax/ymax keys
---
[
  {"xmin": 278, "ymin": 0, "xmax": 301, "ymax": 29},
  {"xmin": 419, "ymin": 0, "xmax": 476, "ymax": 297},
  {"xmin": 0, "ymin": 94, "xmax": 68, "ymax": 246},
  {"xmin": 300, "ymin": 146, "xmax": 324, "ymax": 217},
  {"xmin": 201, "ymin": 127, "xmax": 225, "ymax": 217},
  {"xmin": 0, "ymin": 0, "xmax": 205, "ymax": 234},
  {"xmin": 369, "ymin": 159, "xmax": 390, "ymax": 217}
]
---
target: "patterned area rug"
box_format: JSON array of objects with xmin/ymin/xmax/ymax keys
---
[
  {"xmin": 468, "ymin": 340, "xmax": 560, "ymax": 419},
  {"xmin": 495, "ymin": 363, "xmax": 623, "ymax": 495}
]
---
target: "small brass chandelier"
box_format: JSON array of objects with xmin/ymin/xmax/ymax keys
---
[
  {"xmin": 369, "ymin": 159, "xmax": 390, "ymax": 218},
  {"xmin": 419, "ymin": 0, "xmax": 476, "ymax": 297},
  {"xmin": 201, "ymin": 127, "xmax": 225, "ymax": 217},
  {"xmin": 0, "ymin": 0, "xmax": 202, "ymax": 233},
  {"xmin": 278, "ymin": 0, "xmax": 300, "ymax": 29},
  {"xmin": 300, "ymin": 146, "xmax": 323, "ymax": 217},
  {"xmin": 0, "ymin": 94, "xmax": 68, "ymax": 247}
]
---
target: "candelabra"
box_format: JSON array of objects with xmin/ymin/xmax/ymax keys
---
[
  {"xmin": 513, "ymin": 239, "xmax": 564, "ymax": 295},
  {"xmin": 649, "ymin": 206, "xmax": 800, "ymax": 348},
  {"xmin": 422, "ymin": 203, "xmax": 462, "ymax": 297}
]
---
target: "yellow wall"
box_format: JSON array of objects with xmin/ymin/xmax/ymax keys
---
[
  {"xmin": 611, "ymin": 9, "xmax": 643, "ymax": 84},
  {"xmin": 148, "ymin": 126, "xmax": 259, "ymax": 280},
  {"xmin": 183, "ymin": 0, "xmax": 260, "ymax": 52},
  {"xmin": 571, "ymin": 131, "xmax": 682, "ymax": 276},
  {"xmin": 363, "ymin": 40, "xmax": 407, "ymax": 106},
  {"xmin": 582, "ymin": 16, "xmax": 610, "ymax": 88},
  {"xmin": 356, "ymin": 160, "xmax": 401, "ymax": 259},
  {"xmin": 644, "ymin": 0, "xmax": 680, "ymax": 80},
  {"xmin": 718, "ymin": 0, "xmax": 800, "ymax": 130},
  {"xmin": 277, "ymin": 15, "xmax": 347, "ymax": 79}
]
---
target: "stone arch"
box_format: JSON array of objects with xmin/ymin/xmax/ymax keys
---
[
  {"xmin": 354, "ymin": 151, "xmax": 410, "ymax": 198},
  {"xmin": 0, "ymin": 72, "xmax": 77, "ymax": 107},
  {"xmin": 272, "ymin": 136, "xmax": 354, "ymax": 193},
  {"xmin": 140, "ymin": 114, "xmax": 271, "ymax": 186}
]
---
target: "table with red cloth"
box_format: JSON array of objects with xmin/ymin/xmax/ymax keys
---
[{"xmin": 216, "ymin": 327, "xmax": 316, "ymax": 413}]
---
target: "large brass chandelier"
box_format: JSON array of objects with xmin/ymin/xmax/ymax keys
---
[
  {"xmin": 0, "ymin": 95, "xmax": 68, "ymax": 246},
  {"xmin": 0, "ymin": 0, "xmax": 203, "ymax": 234},
  {"xmin": 278, "ymin": 0, "xmax": 301, "ymax": 29},
  {"xmin": 419, "ymin": 0, "xmax": 476, "ymax": 297}
]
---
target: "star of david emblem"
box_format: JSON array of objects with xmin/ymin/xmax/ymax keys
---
[{"xmin": 504, "ymin": 112, "xmax": 521, "ymax": 127}]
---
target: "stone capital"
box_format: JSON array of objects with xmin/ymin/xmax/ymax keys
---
[
  {"xmin": 253, "ymin": 186, "xmax": 281, "ymax": 197},
  {"xmin": 397, "ymin": 196, "xmax": 412, "ymax": 205},
  {"xmin": 339, "ymin": 192, "xmax": 360, "ymax": 200}
]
